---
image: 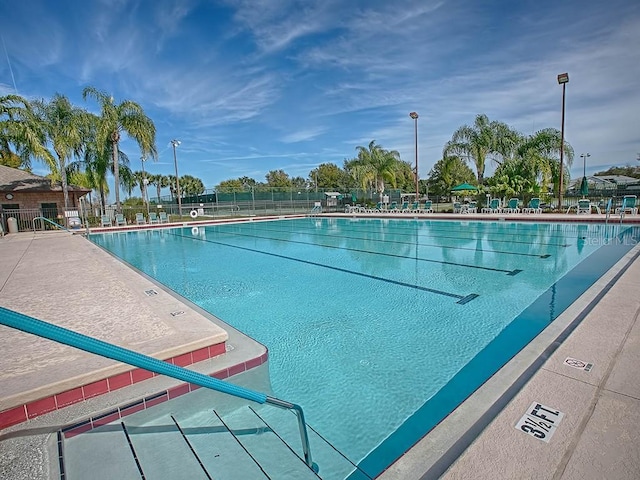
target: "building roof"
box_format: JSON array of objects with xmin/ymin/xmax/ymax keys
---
[
  {"xmin": 0, "ymin": 164, "xmax": 90, "ymax": 193},
  {"xmin": 593, "ymin": 174, "xmax": 639, "ymax": 185}
]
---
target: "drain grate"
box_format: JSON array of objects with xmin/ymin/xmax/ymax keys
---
[
  {"xmin": 144, "ymin": 289, "xmax": 158, "ymax": 296},
  {"xmin": 170, "ymin": 310, "xmax": 185, "ymax": 317}
]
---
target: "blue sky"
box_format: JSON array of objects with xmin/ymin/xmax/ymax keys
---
[{"xmin": 1, "ymin": 0, "xmax": 639, "ymax": 199}]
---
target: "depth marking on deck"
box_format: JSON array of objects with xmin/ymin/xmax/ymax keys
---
[
  {"xmin": 515, "ymin": 402, "xmax": 564, "ymax": 443},
  {"xmin": 564, "ymin": 357, "xmax": 593, "ymax": 372}
]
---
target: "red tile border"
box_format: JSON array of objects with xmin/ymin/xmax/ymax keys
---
[
  {"xmin": 131, "ymin": 368, "xmax": 154, "ymax": 383},
  {"xmin": 144, "ymin": 392, "xmax": 168, "ymax": 409},
  {"xmin": 1, "ymin": 341, "xmax": 265, "ymax": 432},
  {"xmin": 26, "ymin": 396, "xmax": 57, "ymax": 419},
  {"xmin": 0, "ymin": 405, "xmax": 27, "ymax": 430},
  {"xmin": 92, "ymin": 412, "xmax": 120, "ymax": 428},
  {"xmin": 120, "ymin": 401, "xmax": 145, "ymax": 418},
  {"xmin": 171, "ymin": 352, "xmax": 193, "ymax": 368},
  {"xmin": 168, "ymin": 383, "xmax": 190, "ymax": 399},
  {"xmin": 227, "ymin": 362, "xmax": 246, "ymax": 377},
  {"xmin": 55, "ymin": 387, "xmax": 84, "ymax": 409},
  {"xmin": 62, "ymin": 421, "xmax": 92, "ymax": 438},
  {"xmin": 191, "ymin": 346, "xmax": 209, "ymax": 363},
  {"xmin": 209, "ymin": 343, "xmax": 226, "ymax": 357},
  {"xmin": 83, "ymin": 379, "xmax": 109, "ymax": 399},
  {"xmin": 107, "ymin": 371, "xmax": 133, "ymax": 391}
]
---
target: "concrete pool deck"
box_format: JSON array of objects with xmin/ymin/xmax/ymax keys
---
[{"xmin": 1, "ymin": 216, "xmax": 639, "ymax": 479}]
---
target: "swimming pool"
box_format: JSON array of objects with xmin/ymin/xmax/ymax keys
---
[{"xmin": 88, "ymin": 218, "xmax": 639, "ymax": 477}]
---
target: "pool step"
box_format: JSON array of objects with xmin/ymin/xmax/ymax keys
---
[{"xmin": 63, "ymin": 404, "xmax": 366, "ymax": 479}]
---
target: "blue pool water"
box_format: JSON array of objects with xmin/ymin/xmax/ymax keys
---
[{"xmin": 89, "ymin": 218, "xmax": 639, "ymax": 476}]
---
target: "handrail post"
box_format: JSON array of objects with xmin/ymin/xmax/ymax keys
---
[{"xmin": 265, "ymin": 396, "xmax": 316, "ymax": 471}]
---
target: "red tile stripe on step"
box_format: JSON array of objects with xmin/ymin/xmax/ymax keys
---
[
  {"xmin": 59, "ymin": 349, "xmax": 268, "ymax": 438},
  {"xmin": 0, "ymin": 341, "xmax": 264, "ymax": 431}
]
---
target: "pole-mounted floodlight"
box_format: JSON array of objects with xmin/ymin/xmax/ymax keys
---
[
  {"xmin": 557, "ymin": 73, "xmax": 569, "ymax": 211},
  {"xmin": 409, "ymin": 112, "xmax": 419, "ymax": 200},
  {"xmin": 171, "ymin": 140, "xmax": 182, "ymax": 217},
  {"xmin": 580, "ymin": 153, "xmax": 590, "ymax": 178}
]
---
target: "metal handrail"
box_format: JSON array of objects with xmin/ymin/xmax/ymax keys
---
[
  {"xmin": 0, "ymin": 306, "xmax": 315, "ymax": 471},
  {"xmin": 32, "ymin": 216, "xmax": 71, "ymax": 233}
]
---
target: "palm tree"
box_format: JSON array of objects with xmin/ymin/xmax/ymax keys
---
[
  {"xmin": 346, "ymin": 140, "xmax": 402, "ymax": 201},
  {"xmin": 0, "ymin": 94, "xmax": 53, "ymax": 170},
  {"xmin": 180, "ymin": 175, "xmax": 205, "ymax": 196},
  {"xmin": 149, "ymin": 174, "xmax": 169, "ymax": 202},
  {"xmin": 443, "ymin": 114, "xmax": 517, "ymax": 185},
  {"xmin": 32, "ymin": 94, "xmax": 88, "ymax": 209},
  {"xmin": 516, "ymin": 128, "xmax": 573, "ymax": 196},
  {"xmin": 82, "ymin": 86, "xmax": 157, "ymax": 213}
]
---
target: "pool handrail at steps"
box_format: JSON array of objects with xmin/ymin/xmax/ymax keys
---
[
  {"xmin": 0, "ymin": 306, "xmax": 317, "ymax": 472},
  {"xmin": 32, "ymin": 216, "xmax": 72, "ymax": 233}
]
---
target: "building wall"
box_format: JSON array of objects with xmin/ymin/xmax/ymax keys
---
[{"xmin": 1, "ymin": 191, "xmax": 83, "ymax": 212}]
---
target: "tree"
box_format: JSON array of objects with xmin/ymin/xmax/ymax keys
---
[
  {"xmin": 443, "ymin": 114, "xmax": 517, "ymax": 185},
  {"xmin": 265, "ymin": 169, "xmax": 292, "ymax": 187},
  {"xmin": 82, "ymin": 86, "xmax": 157, "ymax": 213},
  {"xmin": 180, "ymin": 174, "xmax": 205, "ymax": 196},
  {"xmin": 427, "ymin": 156, "xmax": 476, "ymax": 197},
  {"xmin": 309, "ymin": 163, "xmax": 352, "ymax": 192},
  {"xmin": 345, "ymin": 140, "xmax": 402, "ymax": 201},
  {"xmin": 32, "ymin": 94, "xmax": 88, "ymax": 209},
  {"xmin": 514, "ymin": 128, "xmax": 573, "ymax": 197},
  {"xmin": 0, "ymin": 94, "xmax": 53, "ymax": 170},
  {"xmin": 149, "ymin": 174, "xmax": 169, "ymax": 202}
]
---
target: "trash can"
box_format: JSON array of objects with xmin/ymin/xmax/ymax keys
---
[{"xmin": 7, "ymin": 217, "xmax": 18, "ymax": 233}]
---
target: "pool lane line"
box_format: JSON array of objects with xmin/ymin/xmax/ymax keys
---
[
  {"xmin": 200, "ymin": 228, "xmax": 523, "ymax": 276},
  {"xmin": 167, "ymin": 231, "xmax": 479, "ymax": 304},
  {"xmin": 233, "ymin": 223, "xmax": 554, "ymax": 259},
  {"xmin": 297, "ymin": 218, "xmax": 614, "ymax": 245},
  {"xmin": 267, "ymin": 220, "xmax": 572, "ymax": 249}
]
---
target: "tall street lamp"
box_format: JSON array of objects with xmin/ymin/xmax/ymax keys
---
[
  {"xmin": 409, "ymin": 112, "xmax": 419, "ymax": 200},
  {"xmin": 557, "ymin": 72, "xmax": 569, "ymax": 210},
  {"xmin": 171, "ymin": 139, "xmax": 182, "ymax": 217}
]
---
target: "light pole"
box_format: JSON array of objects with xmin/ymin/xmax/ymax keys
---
[
  {"xmin": 557, "ymin": 73, "xmax": 569, "ymax": 211},
  {"xmin": 141, "ymin": 155, "xmax": 149, "ymax": 217},
  {"xmin": 171, "ymin": 139, "xmax": 182, "ymax": 217},
  {"xmin": 580, "ymin": 153, "xmax": 590, "ymax": 179},
  {"xmin": 409, "ymin": 111, "xmax": 419, "ymax": 200}
]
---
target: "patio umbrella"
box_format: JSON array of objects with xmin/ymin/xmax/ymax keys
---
[
  {"xmin": 580, "ymin": 176, "xmax": 589, "ymax": 197},
  {"xmin": 451, "ymin": 183, "xmax": 478, "ymax": 192}
]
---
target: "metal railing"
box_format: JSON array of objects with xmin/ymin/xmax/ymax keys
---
[
  {"xmin": 32, "ymin": 216, "xmax": 71, "ymax": 233},
  {"xmin": 0, "ymin": 306, "xmax": 316, "ymax": 471}
]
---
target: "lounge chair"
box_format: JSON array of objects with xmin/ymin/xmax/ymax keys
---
[
  {"xmin": 386, "ymin": 201, "xmax": 398, "ymax": 213},
  {"xmin": 503, "ymin": 198, "xmax": 520, "ymax": 213},
  {"xmin": 401, "ymin": 201, "xmax": 415, "ymax": 213},
  {"xmin": 100, "ymin": 215, "xmax": 112, "ymax": 227},
  {"xmin": 523, "ymin": 198, "xmax": 542, "ymax": 214},
  {"xmin": 408, "ymin": 201, "xmax": 419, "ymax": 212},
  {"xmin": 135, "ymin": 212, "xmax": 146, "ymax": 225},
  {"xmin": 115, "ymin": 213, "xmax": 127, "ymax": 226},
  {"xmin": 149, "ymin": 212, "xmax": 159, "ymax": 224},
  {"xmin": 577, "ymin": 199, "xmax": 592, "ymax": 215},
  {"xmin": 420, "ymin": 201, "xmax": 433, "ymax": 213},
  {"xmin": 467, "ymin": 201, "xmax": 478, "ymax": 213},
  {"xmin": 615, "ymin": 195, "xmax": 638, "ymax": 215},
  {"xmin": 159, "ymin": 211, "xmax": 169, "ymax": 223},
  {"xmin": 482, "ymin": 198, "xmax": 501, "ymax": 213},
  {"xmin": 453, "ymin": 202, "xmax": 463, "ymax": 213}
]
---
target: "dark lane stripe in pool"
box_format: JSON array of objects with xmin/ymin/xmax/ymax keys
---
[
  {"xmin": 235, "ymin": 223, "xmax": 554, "ymax": 259},
  {"xmin": 204, "ymin": 228, "xmax": 521, "ymax": 275},
  {"xmin": 168, "ymin": 232, "xmax": 479, "ymax": 303}
]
